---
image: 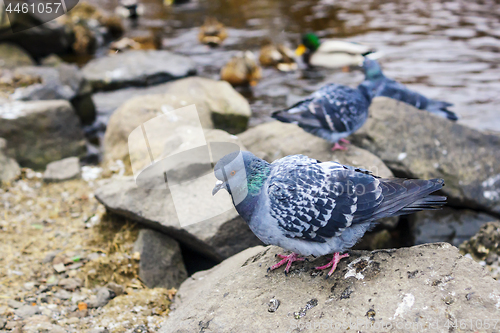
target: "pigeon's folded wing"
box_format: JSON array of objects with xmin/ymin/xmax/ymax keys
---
[{"xmin": 267, "ymin": 158, "xmax": 382, "ymax": 243}]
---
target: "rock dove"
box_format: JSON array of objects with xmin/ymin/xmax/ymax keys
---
[
  {"xmin": 359, "ymin": 58, "xmax": 459, "ymax": 121},
  {"xmin": 272, "ymin": 83, "xmax": 372, "ymax": 151},
  {"xmin": 213, "ymin": 151, "xmax": 446, "ymax": 276}
]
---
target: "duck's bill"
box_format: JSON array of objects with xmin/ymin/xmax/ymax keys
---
[
  {"xmin": 295, "ymin": 44, "xmax": 307, "ymax": 56},
  {"xmin": 212, "ymin": 180, "xmax": 225, "ymax": 196}
]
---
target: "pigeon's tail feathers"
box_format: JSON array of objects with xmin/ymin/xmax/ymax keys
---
[
  {"xmin": 427, "ymin": 100, "xmax": 459, "ymax": 121},
  {"xmin": 366, "ymin": 178, "xmax": 445, "ymax": 222},
  {"xmin": 392, "ymin": 195, "xmax": 447, "ymax": 215}
]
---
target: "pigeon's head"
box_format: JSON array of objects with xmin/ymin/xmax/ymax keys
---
[
  {"xmin": 362, "ymin": 58, "xmax": 383, "ymax": 80},
  {"xmin": 212, "ymin": 151, "xmax": 270, "ymax": 201}
]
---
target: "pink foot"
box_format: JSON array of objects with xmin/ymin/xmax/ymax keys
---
[
  {"xmin": 331, "ymin": 142, "xmax": 348, "ymax": 151},
  {"xmin": 268, "ymin": 252, "xmax": 305, "ymax": 274},
  {"xmin": 339, "ymin": 138, "xmax": 350, "ymax": 144},
  {"xmin": 315, "ymin": 252, "xmax": 349, "ymax": 277}
]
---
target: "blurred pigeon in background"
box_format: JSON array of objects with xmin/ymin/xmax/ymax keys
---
[
  {"xmin": 213, "ymin": 151, "xmax": 446, "ymax": 276},
  {"xmin": 272, "ymin": 83, "xmax": 373, "ymax": 151},
  {"xmin": 359, "ymin": 58, "xmax": 458, "ymax": 121}
]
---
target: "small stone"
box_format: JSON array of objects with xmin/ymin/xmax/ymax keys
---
[
  {"xmin": 67, "ymin": 317, "xmax": 80, "ymax": 324},
  {"xmin": 14, "ymin": 305, "xmax": 40, "ymax": 318},
  {"xmin": 268, "ymin": 298, "xmax": 280, "ymax": 313},
  {"xmin": 54, "ymin": 289, "xmax": 72, "ymax": 300},
  {"xmin": 43, "ymin": 157, "xmax": 81, "ymax": 183},
  {"xmin": 58, "ymin": 278, "xmax": 82, "ymax": 291},
  {"xmin": 88, "ymin": 287, "xmax": 112, "ymax": 308},
  {"xmin": 53, "ymin": 263, "xmax": 66, "ymax": 273},
  {"xmin": 7, "ymin": 299, "xmax": 23, "ymax": 309},
  {"xmin": 106, "ymin": 283, "xmax": 124, "ymax": 296}
]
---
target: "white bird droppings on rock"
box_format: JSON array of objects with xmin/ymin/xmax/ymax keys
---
[
  {"xmin": 391, "ymin": 293, "xmax": 415, "ymax": 320},
  {"xmin": 397, "ymin": 152, "xmax": 407, "ymax": 161}
]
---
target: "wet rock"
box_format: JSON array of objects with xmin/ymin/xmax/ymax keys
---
[
  {"xmin": 239, "ymin": 121, "xmax": 397, "ymax": 228},
  {"xmin": 95, "ymin": 176, "xmax": 262, "ymax": 262},
  {"xmin": 82, "ymin": 50, "xmax": 196, "ymax": 91},
  {"xmin": 410, "ymin": 208, "xmax": 497, "ymax": 247},
  {"xmin": 14, "ymin": 305, "xmax": 40, "ymax": 318},
  {"xmin": 43, "ymin": 157, "xmax": 81, "ymax": 183},
  {"xmin": 0, "ymin": 100, "xmax": 86, "ymax": 169},
  {"xmin": 133, "ymin": 229, "xmax": 188, "ymax": 289},
  {"xmin": 88, "ymin": 287, "xmax": 113, "ymax": 308},
  {"xmin": 351, "ymin": 97, "xmax": 500, "ymax": 215},
  {"xmin": 0, "ymin": 43, "xmax": 34, "ymax": 68},
  {"xmin": 0, "ymin": 138, "xmax": 20, "ymax": 184},
  {"xmin": 2, "ymin": 65, "xmax": 96, "ymax": 125},
  {"xmin": 0, "ymin": 15, "xmax": 72, "ymax": 58},
  {"xmin": 161, "ymin": 243, "xmax": 500, "ymax": 333}
]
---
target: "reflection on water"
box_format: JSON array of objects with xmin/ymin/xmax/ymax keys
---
[{"xmin": 88, "ymin": 0, "xmax": 500, "ymax": 132}]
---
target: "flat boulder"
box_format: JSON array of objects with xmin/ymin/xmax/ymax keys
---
[
  {"xmin": 0, "ymin": 100, "xmax": 86, "ymax": 169},
  {"xmin": 103, "ymin": 78, "xmax": 251, "ymax": 166},
  {"xmin": 43, "ymin": 157, "xmax": 81, "ymax": 183},
  {"xmin": 82, "ymin": 50, "xmax": 196, "ymax": 91},
  {"xmin": 351, "ymin": 97, "xmax": 500, "ymax": 215},
  {"xmin": 161, "ymin": 243, "xmax": 500, "ymax": 333}
]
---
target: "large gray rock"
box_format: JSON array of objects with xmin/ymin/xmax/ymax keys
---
[
  {"xmin": 0, "ymin": 100, "xmax": 86, "ymax": 169},
  {"xmin": 0, "ymin": 138, "xmax": 20, "ymax": 184},
  {"xmin": 133, "ymin": 229, "xmax": 188, "ymax": 289},
  {"xmin": 103, "ymin": 78, "xmax": 251, "ymax": 166},
  {"xmin": 411, "ymin": 208, "xmax": 498, "ymax": 247},
  {"xmin": 161, "ymin": 243, "xmax": 500, "ymax": 333},
  {"xmin": 0, "ymin": 43, "xmax": 34, "ymax": 68},
  {"xmin": 351, "ymin": 97, "xmax": 500, "ymax": 215},
  {"xmin": 43, "ymin": 157, "xmax": 81, "ymax": 183},
  {"xmin": 239, "ymin": 121, "xmax": 397, "ymax": 228},
  {"xmin": 82, "ymin": 50, "xmax": 196, "ymax": 91},
  {"xmin": 95, "ymin": 176, "xmax": 262, "ymax": 262},
  {"xmin": 3, "ymin": 65, "xmax": 96, "ymax": 125}
]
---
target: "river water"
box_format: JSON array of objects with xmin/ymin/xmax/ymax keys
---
[{"xmin": 89, "ymin": 0, "xmax": 500, "ymax": 133}]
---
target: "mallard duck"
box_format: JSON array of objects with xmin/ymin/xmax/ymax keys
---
[
  {"xmin": 220, "ymin": 51, "xmax": 262, "ymax": 86},
  {"xmin": 259, "ymin": 41, "xmax": 298, "ymax": 72},
  {"xmin": 295, "ymin": 33, "xmax": 382, "ymax": 70},
  {"xmin": 199, "ymin": 17, "xmax": 227, "ymax": 46}
]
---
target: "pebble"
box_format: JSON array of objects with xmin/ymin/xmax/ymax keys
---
[
  {"xmin": 58, "ymin": 277, "xmax": 82, "ymax": 291},
  {"xmin": 14, "ymin": 305, "xmax": 40, "ymax": 318},
  {"xmin": 88, "ymin": 287, "xmax": 112, "ymax": 308},
  {"xmin": 54, "ymin": 289, "xmax": 72, "ymax": 300},
  {"xmin": 7, "ymin": 299, "xmax": 23, "ymax": 309}
]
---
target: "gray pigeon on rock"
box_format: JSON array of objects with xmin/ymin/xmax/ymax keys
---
[
  {"xmin": 359, "ymin": 58, "xmax": 459, "ymax": 121},
  {"xmin": 213, "ymin": 151, "xmax": 446, "ymax": 276},
  {"xmin": 272, "ymin": 83, "xmax": 372, "ymax": 151}
]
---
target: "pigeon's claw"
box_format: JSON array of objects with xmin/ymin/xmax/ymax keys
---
[
  {"xmin": 315, "ymin": 252, "xmax": 349, "ymax": 277},
  {"xmin": 331, "ymin": 142, "xmax": 349, "ymax": 151},
  {"xmin": 269, "ymin": 252, "xmax": 305, "ymax": 274},
  {"xmin": 339, "ymin": 138, "xmax": 350, "ymax": 144}
]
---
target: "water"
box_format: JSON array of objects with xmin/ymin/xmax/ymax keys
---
[{"xmin": 88, "ymin": 0, "xmax": 500, "ymax": 133}]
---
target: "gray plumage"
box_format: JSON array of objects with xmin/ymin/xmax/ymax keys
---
[
  {"xmin": 272, "ymin": 83, "xmax": 372, "ymax": 143},
  {"xmin": 213, "ymin": 151, "xmax": 446, "ymax": 257},
  {"xmin": 359, "ymin": 58, "xmax": 458, "ymax": 121}
]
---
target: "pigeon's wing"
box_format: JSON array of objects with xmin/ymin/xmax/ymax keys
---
[
  {"xmin": 267, "ymin": 156, "xmax": 382, "ymax": 243},
  {"xmin": 272, "ymin": 84, "xmax": 369, "ymax": 135},
  {"xmin": 267, "ymin": 156, "xmax": 446, "ymax": 243}
]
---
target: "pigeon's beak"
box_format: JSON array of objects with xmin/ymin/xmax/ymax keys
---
[{"xmin": 212, "ymin": 180, "xmax": 225, "ymax": 196}]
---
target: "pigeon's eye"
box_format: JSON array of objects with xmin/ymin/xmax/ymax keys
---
[{"xmin": 230, "ymin": 170, "xmax": 236, "ymax": 176}]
